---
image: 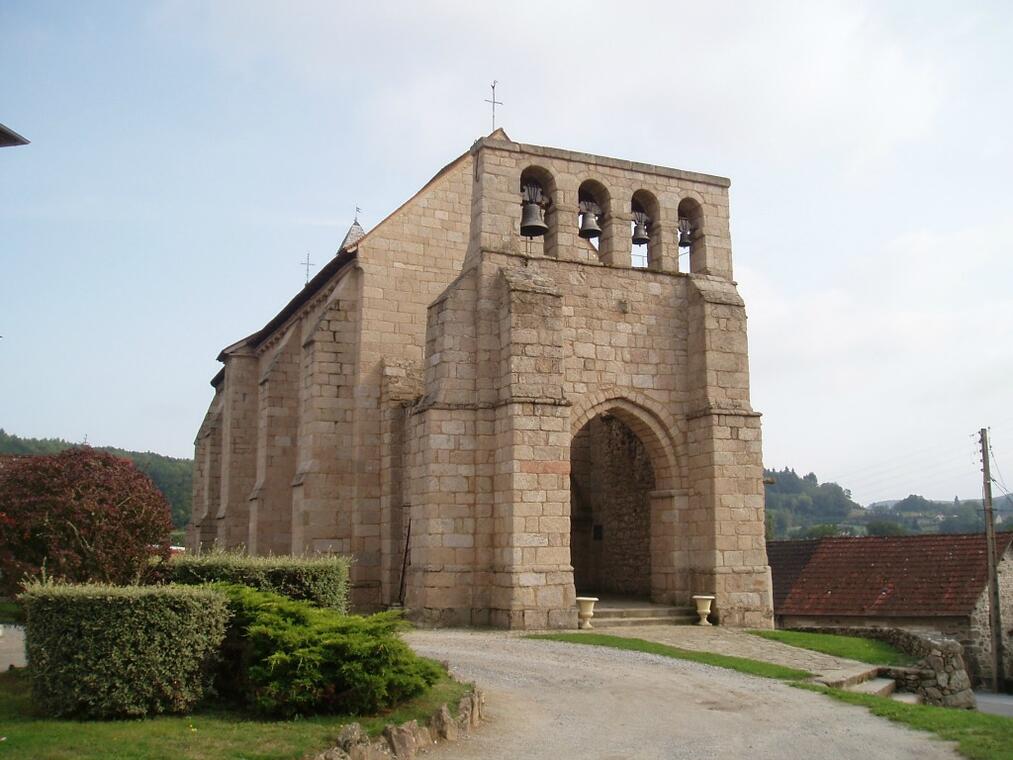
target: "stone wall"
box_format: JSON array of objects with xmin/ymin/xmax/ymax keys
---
[
  {"xmin": 793, "ymin": 626, "xmax": 976, "ymax": 709},
  {"xmin": 570, "ymin": 414, "xmax": 654, "ymax": 597},
  {"xmin": 968, "ymin": 545, "xmax": 1013, "ymax": 687}
]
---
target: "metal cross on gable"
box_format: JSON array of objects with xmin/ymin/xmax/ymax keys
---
[
  {"xmin": 484, "ymin": 80, "xmax": 503, "ymax": 131},
  {"xmin": 300, "ymin": 252, "xmax": 315, "ymax": 284}
]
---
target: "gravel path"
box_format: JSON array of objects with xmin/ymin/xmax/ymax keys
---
[
  {"xmin": 406, "ymin": 630, "xmax": 961, "ymax": 760},
  {"xmin": 0, "ymin": 625, "xmax": 26, "ymax": 670}
]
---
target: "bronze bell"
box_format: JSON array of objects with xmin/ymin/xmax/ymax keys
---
[
  {"xmin": 632, "ymin": 219, "xmax": 650, "ymax": 246},
  {"xmin": 578, "ymin": 209, "xmax": 602, "ymax": 239},
  {"xmin": 678, "ymin": 219, "xmax": 694, "ymax": 248},
  {"xmin": 520, "ymin": 201, "xmax": 548, "ymax": 237}
]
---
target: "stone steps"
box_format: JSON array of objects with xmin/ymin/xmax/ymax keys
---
[
  {"xmin": 590, "ymin": 605, "xmax": 697, "ymax": 629},
  {"xmin": 845, "ymin": 677, "xmax": 897, "ymax": 698},
  {"xmin": 823, "ymin": 667, "xmax": 922, "ymax": 703}
]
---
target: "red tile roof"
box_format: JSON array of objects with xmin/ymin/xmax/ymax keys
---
[
  {"xmin": 767, "ymin": 538, "xmax": 821, "ymax": 610},
  {"xmin": 768, "ymin": 533, "xmax": 1013, "ymax": 618}
]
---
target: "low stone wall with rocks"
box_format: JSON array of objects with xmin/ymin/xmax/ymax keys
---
[
  {"xmin": 792, "ymin": 626, "xmax": 976, "ymax": 709},
  {"xmin": 313, "ymin": 688, "xmax": 485, "ymax": 760}
]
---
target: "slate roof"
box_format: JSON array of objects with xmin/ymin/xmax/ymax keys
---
[
  {"xmin": 768, "ymin": 533, "xmax": 1013, "ymax": 618},
  {"xmin": 339, "ymin": 220, "xmax": 365, "ymax": 250}
]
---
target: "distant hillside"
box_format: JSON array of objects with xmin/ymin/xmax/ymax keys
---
[
  {"xmin": 0, "ymin": 430, "xmax": 193, "ymax": 529},
  {"xmin": 765, "ymin": 467, "xmax": 1013, "ymax": 539},
  {"xmin": 764, "ymin": 467, "xmax": 862, "ymax": 539}
]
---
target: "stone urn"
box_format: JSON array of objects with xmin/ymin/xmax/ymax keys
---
[
  {"xmin": 576, "ymin": 596, "xmax": 599, "ymax": 630},
  {"xmin": 692, "ymin": 595, "xmax": 716, "ymax": 626}
]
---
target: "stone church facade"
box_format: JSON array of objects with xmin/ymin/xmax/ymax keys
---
[{"xmin": 188, "ymin": 130, "xmax": 774, "ymax": 629}]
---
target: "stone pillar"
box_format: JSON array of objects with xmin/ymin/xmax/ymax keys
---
[
  {"xmin": 599, "ymin": 205, "xmax": 632, "ymax": 268},
  {"xmin": 488, "ymin": 268, "xmax": 576, "ymax": 629},
  {"xmin": 248, "ymin": 331, "xmax": 298, "ymax": 555},
  {"xmin": 188, "ymin": 389, "xmax": 223, "ymax": 551},
  {"xmin": 216, "ymin": 350, "xmax": 258, "ymax": 549},
  {"xmin": 291, "ymin": 282, "xmax": 359, "ymax": 558},
  {"xmin": 404, "ymin": 270, "xmax": 482, "ymax": 625},
  {"xmin": 379, "ymin": 359, "xmax": 423, "ymax": 606},
  {"xmin": 684, "ymin": 274, "xmax": 773, "ymax": 627},
  {"xmin": 649, "ymin": 488, "xmax": 691, "ymax": 604}
]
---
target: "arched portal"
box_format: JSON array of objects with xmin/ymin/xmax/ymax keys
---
[{"xmin": 570, "ymin": 413, "xmax": 654, "ymax": 597}]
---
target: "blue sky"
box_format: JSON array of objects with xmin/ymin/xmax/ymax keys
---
[{"xmin": 3, "ymin": 1, "xmax": 1013, "ymax": 505}]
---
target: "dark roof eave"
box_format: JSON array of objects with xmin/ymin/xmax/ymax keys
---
[
  {"xmin": 0, "ymin": 123, "xmax": 29, "ymax": 147},
  {"xmin": 215, "ymin": 248, "xmax": 358, "ymax": 362}
]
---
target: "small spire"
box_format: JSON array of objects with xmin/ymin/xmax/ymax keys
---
[{"xmin": 339, "ymin": 219, "xmax": 365, "ymax": 251}]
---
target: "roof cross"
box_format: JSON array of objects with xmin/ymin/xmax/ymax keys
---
[
  {"xmin": 484, "ymin": 80, "xmax": 503, "ymax": 132},
  {"xmin": 300, "ymin": 252, "xmax": 315, "ymax": 284}
]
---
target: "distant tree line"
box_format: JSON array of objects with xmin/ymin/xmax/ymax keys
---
[
  {"xmin": 764, "ymin": 466, "xmax": 1013, "ymax": 540},
  {"xmin": 0, "ymin": 430, "xmax": 192, "ymax": 529}
]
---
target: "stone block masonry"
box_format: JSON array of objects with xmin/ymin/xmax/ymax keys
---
[{"xmin": 189, "ymin": 129, "xmax": 774, "ymax": 629}]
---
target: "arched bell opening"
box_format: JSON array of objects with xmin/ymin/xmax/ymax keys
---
[
  {"xmin": 519, "ymin": 166, "xmax": 558, "ymax": 258},
  {"xmin": 631, "ymin": 189, "xmax": 661, "ymax": 270},
  {"xmin": 569, "ymin": 413, "xmax": 655, "ymax": 599},
  {"xmin": 677, "ymin": 196, "xmax": 705, "ymax": 273},
  {"xmin": 577, "ymin": 179, "xmax": 610, "ymax": 261}
]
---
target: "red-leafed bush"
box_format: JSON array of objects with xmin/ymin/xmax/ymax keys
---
[{"xmin": 0, "ymin": 447, "xmax": 172, "ymax": 595}]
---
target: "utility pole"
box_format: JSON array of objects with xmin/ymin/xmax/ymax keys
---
[{"xmin": 980, "ymin": 427, "xmax": 1005, "ymax": 692}]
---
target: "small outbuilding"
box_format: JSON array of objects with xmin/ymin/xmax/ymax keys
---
[{"xmin": 768, "ymin": 533, "xmax": 1013, "ymax": 686}]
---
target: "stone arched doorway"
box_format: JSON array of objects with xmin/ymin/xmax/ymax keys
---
[
  {"xmin": 570, "ymin": 413, "xmax": 654, "ymax": 598},
  {"xmin": 567, "ymin": 397, "xmax": 683, "ymax": 605}
]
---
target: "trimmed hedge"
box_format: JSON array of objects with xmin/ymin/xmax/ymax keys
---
[
  {"xmin": 20, "ymin": 583, "xmax": 229, "ymax": 719},
  {"xmin": 215, "ymin": 584, "xmax": 441, "ymax": 717},
  {"xmin": 169, "ymin": 551, "xmax": 350, "ymax": 612}
]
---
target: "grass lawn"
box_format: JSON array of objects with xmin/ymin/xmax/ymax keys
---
[
  {"xmin": 796, "ymin": 683, "xmax": 1013, "ymax": 760},
  {"xmin": 0, "ymin": 600, "xmax": 24, "ymax": 624},
  {"xmin": 526, "ymin": 633, "xmax": 811, "ymax": 680},
  {"xmin": 0, "ymin": 665, "xmax": 469, "ymax": 760},
  {"xmin": 748, "ymin": 630, "xmax": 918, "ymax": 666}
]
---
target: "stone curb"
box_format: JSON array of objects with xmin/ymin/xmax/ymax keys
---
[{"xmin": 312, "ymin": 688, "xmax": 486, "ymax": 760}]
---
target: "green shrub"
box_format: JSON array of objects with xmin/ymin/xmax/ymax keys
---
[
  {"xmin": 20, "ymin": 582, "xmax": 229, "ymax": 719},
  {"xmin": 169, "ymin": 551, "xmax": 350, "ymax": 612},
  {"xmin": 216, "ymin": 584, "xmax": 441, "ymax": 717}
]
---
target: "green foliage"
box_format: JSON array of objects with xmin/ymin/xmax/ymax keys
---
[
  {"xmin": 0, "ymin": 667, "xmax": 468, "ymax": 760},
  {"xmin": 526, "ymin": 633, "xmax": 812, "ymax": 680},
  {"xmin": 0, "ymin": 447, "xmax": 173, "ymax": 595},
  {"xmin": 893, "ymin": 494, "xmax": 942, "ymax": 515},
  {"xmin": 799, "ymin": 523, "xmax": 841, "ymax": 538},
  {"xmin": 866, "ymin": 519, "xmax": 907, "ymax": 536},
  {"xmin": 0, "ymin": 599, "xmax": 24, "ymax": 623},
  {"xmin": 215, "ymin": 584, "xmax": 442, "ymax": 717},
  {"xmin": 797, "ymin": 683, "xmax": 1013, "ymax": 760},
  {"xmin": 764, "ymin": 467, "xmax": 861, "ymax": 539},
  {"xmin": 0, "ymin": 429, "xmax": 193, "ymax": 529},
  {"xmin": 170, "ymin": 550, "xmax": 350, "ymax": 612},
  {"xmin": 20, "ymin": 582, "xmax": 229, "ymax": 719},
  {"xmin": 748, "ymin": 630, "xmax": 917, "ymax": 666},
  {"xmin": 939, "ymin": 503, "xmax": 985, "ymax": 534}
]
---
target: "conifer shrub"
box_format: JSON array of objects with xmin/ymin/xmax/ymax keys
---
[
  {"xmin": 215, "ymin": 584, "xmax": 441, "ymax": 717},
  {"xmin": 0, "ymin": 447, "xmax": 172, "ymax": 595},
  {"xmin": 169, "ymin": 551, "xmax": 350, "ymax": 612},
  {"xmin": 21, "ymin": 583, "xmax": 229, "ymax": 719}
]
